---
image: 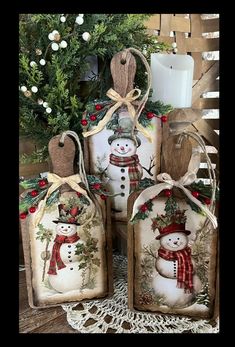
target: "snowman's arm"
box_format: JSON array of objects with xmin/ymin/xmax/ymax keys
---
[{"xmin": 142, "ymin": 156, "xmax": 156, "ymax": 177}]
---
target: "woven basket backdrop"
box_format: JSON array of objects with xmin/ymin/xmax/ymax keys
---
[{"xmin": 146, "ymin": 13, "xmax": 219, "ymax": 182}]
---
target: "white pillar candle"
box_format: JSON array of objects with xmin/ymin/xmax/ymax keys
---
[{"xmin": 151, "ymin": 53, "xmax": 194, "ymax": 108}]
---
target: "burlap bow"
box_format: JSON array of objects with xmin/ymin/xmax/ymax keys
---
[
  {"xmin": 33, "ymin": 173, "xmax": 89, "ymax": 227},
  {"xmin": 130, "ymin": 171, "xmax": 217, "ymax": 229},
  {"xmin": 82, "ymin": 88, "xmax": 153, "ymax": 143}
]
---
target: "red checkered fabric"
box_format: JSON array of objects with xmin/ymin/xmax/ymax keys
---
[
  {"xmin": 158, "ymin": 246, "xmax": 194, "ymax": 293},
  {"xmin": 109, "ymin": 154, "xmax": 141, "ymax": 193}
]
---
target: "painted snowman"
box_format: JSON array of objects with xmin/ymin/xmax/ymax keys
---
[
  {"xmin": 106, "ymin": 117, "xmax": 143, "ymax": 214},
  {"xmin": 152, "ymin": 212, "xmax": 202, "ymax": 308},
  {"xmin": 47, "ymin": 204, "xmax": 85, "ymax": 293}
]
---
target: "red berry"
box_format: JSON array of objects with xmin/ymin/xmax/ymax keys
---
[
  {"xmin": 161, "ymin": 115, "xmax": 167, "ymax": 123},
  {"xmin": 140, "ymin": 204, "xmax": 148, "ymax": 213},
  {"xmin": 95, "ymin": 104, "xmax": 102, "ymax": 111},
  {"xmin": 81, "ymin": 119, "xmax": 88, "ymax": 126},
  {"xmin": 92, "ymin": 183, "xmax": 101, "ymax": 190},
  {"xmin": 90, "ymin": 114, "xmax": 97, "ymax": 121},
  {"xmin": 29, "ymin": 206, "xmax": 36, "ymax": 213},
  {"xmin": 164, "ymin": 189, "xmax": 172, "ymax": 197},
  {"xmin": 30, "ymin": 190, "xmax": 38, "ymax": 197},
  {"xmin": 38, "ymin": 179, "xmax": 47, "ymax": 187},
  {"xmin": 76, "ymin": 192, "xmax": 82, "ymax": 197},
  {"xmin": 204, "ymin": 198, "xmax": 211, "ymax": 205},
  {"xmin": 192, "ymin": 191, "xmax": 199, "ymax": 198},
  {"xmin": 20, "ymin": 212, "xmax": 27, "ymax": 219},
  {"xmin": 100, "ymin": 194, "xmax": 107, "ymax": 200},
  {"xmin": 68, "ymin": 217, "xmax": 76, "ymax": 223},
  {"xmin": 70, "ymin": 207, "xmax": 78, "ymax": 216},
  {"xmin": 146, "ymin": 112, "xmax": 154, "ymax": 119}
]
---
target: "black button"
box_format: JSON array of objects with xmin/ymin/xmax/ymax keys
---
[
  {"xmin": 121, "ymin": 193, "xmax": 125, "ymax": 197},
  {"xmin": 68, "ymin": 251, "xmax": 71, "ymax": 254},
  {"xmin": 121, "ymin": 176, "xmax": 125, "ymax": 181},
  {"xmin": 68, "ymin": 245, "xmax": 71, "ymax": 248},
  {"xmin": 70, "ymin": 268, "xmax": 73, "ymax": 270},
  {"xmin": 68, "ymin": 256, "xmax": 71, "ymax": 258},
  {"xmin": 69, "ymin": 260, "xmax": 72, "ymax": 262},
  {"xmin": 120, "ymin": 185, "xmax": 125, "ymax": 189},
  {"xmin": 121, "ymin": 168, "xmax": 125, "ymax": 173}
]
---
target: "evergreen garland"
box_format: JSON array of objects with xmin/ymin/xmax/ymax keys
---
[{"xmin": 19, "ymin": 14, "xmax": 172, "ymax": 160}]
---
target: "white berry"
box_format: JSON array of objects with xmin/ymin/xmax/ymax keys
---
[
  {"xmin": 174, "ymin": 48, "xmax": 178, "ymax": 53},
  {"xmin": 46, "ymin": 107, "xmax": 52, "ymax": 114},
  {"xmin": 75, "ymin": 16, "xmax": 84, "ymax": 25},
  {"xmin": 37, "ymin": 99, "xmax": 43, "ymax": 105},
  {"xmin": 48, "ymin": 32, "xmax": 54, "ymax": 41},
  {"xmin": 43, "ymin": 102, "xmax": 48, "ymax": 108},
  {"xmin": 39, "ymin": 59, "xmax": 46, "ymax": 66},
  {"xmin": 52, "ymin": 30, "xmax": 59, "ymax": 35},
  {"xmin": 51, "ymin": 42, "xmax": 59, "ymax": 51},
  {"xmin": 59, "ymin": 40, "xmax": 67, "ymax": 48},
  {"xmin": 82, "ymin": 32, "xmax": 91, "ymax": 41},
  {"xmin": 30, "ymin": 61, "xmax": 37, "ymax": 67},
  {"xmin": 79, "ymin": 14, "xmax": 84, "ymax": 17},
  {"xmin": 172, "ymin": 42, "xmax": 177, "ymax": 48},
  {"xmin": 20, "ymin": 86, "xmax": 27, "ymax": 92},
  {"xmin": 60, "ymin": 16, "xmax": 66, "ymax": 22},
  {"xmin": 31, "ymin": 86, "xmax": 38, "ymax": 93}
]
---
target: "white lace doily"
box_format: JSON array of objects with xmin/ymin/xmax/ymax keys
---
[{"xmin": 62, "ymin": 254, "xmax": 219, "ymax": 333}]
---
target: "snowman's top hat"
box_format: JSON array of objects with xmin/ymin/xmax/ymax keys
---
[
  {"xmin": 108, "ymin": 117, "xmax": 141, "ymax": 147},
  {"xmin": 53, "ymin": 203, "xmax": 83, "ymax": 225},
  {"xmin": 155, "ymin": 223, "xmax": 191, "ymax": 240}
]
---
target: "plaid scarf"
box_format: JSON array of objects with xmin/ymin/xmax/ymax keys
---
[
  {"xmin": 48, "ymin": 233, "xmax": 80, "ymax": 275},
  {"xmin": 158, "ymin": 246, "xmax": 194, "ymax": 293},
  {"xmin": 109, "ymin": 154, "xmax": 141, "ymax": 193}
]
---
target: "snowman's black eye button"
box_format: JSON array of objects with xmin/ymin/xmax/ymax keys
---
[
  {"xmin": 117, "ymin": 144, "xmax": 119, "ymax": 146},
  {"xmin": 169, "ymin": 239, "xmax": 171, "ymax": 241},
  {"xmin": 126, "ymin": 144, "xmax": 128, "ymax": 147},
  {"xmin": 177, "ymin": 237, "xmax": 180, "ymax": 240}
]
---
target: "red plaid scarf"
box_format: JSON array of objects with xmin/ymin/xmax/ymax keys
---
[
  {"xmin": 158, "ymin": 246, "xmax": 194, "ymax": 293},
  {"xmin": 109, "ymin": 154, "xmax": 141, "ymax": 193},
  {"xmin": 48, "ymin": 233, "xmax": 80, "ymax": 275}
]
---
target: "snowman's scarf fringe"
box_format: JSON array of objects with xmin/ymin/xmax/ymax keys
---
[
  {"xmin": 158, "ymin": 246, "xmax": 194, "ymax": 293},
  {"xmin": 109, "ymin": 154, "xmax": 142, "ymax": 193}
]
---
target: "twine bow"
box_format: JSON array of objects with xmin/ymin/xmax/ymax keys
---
[
  {"xmin": 131, "ymin": 171, "xmax": 218, "ymax": 229},
  {"xmin": 33, "ymin": 173, "xmax": 88, "ymax": 227},
  {"xmin": 83, "ymin": 88, "xmax": 153, "ymax": 143}
]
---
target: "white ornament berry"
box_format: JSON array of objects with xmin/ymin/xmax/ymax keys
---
[
  {"xmin": 79, "ymin": 14, "xmax": 84, "ymax": 17},
  {"xmin": 37, "ymin": 99, "xmax": 43, "ymax": 105},
  {"xmin": 46, "ymin": 107, "xmax": 52, "ymax": 114},
  {"xmin": 172, "ymin": 42, "xmax": 177, "ymax": 48},
  {"xmin": 51, "ymin": 42, "xmax": 59, "ymax": 51},
  {"xmin": 30, "ymin": 61, "xmax": 37, "ymax": 67},
  {"xmin": 75, "ymin": 16, "xmax": 84, "ymax": 25},
  {"xmin": 174, "ymin": 48, "xmax": 178, "ymax": 53},
  {"xmin": 20, "ymin": 86, "xmax": 27, "ymax": 92},
  {"xmin": 43, "ymin": 102, "xmax": 48, "ymax": 108},
  {"xmin": 31, "ymin": 86, "xmax": 38, "ymax": 93},
  {"xmin": 52, "ymin": 30, "xmax": 59, "ymax": 35},
  {"xmin": 82, "ymin": 32, "xmax": 91, "ymax": 41},
  {"xmin": 59, "ymin": 40, "xmax": 67, "ymax": 48},
  {"xmin": 48, "ymin": 32, "xmax": 54, "ymax": 41},
  {"xmin": 39, "ymin": 59, "xmax": 46, "ymax": 66},
  {"xmin": 60, "ymin": 16, "xmax": 66, "ymax": 22}
]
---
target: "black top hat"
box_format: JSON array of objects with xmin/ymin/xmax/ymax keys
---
[{"xmin": 53, "ymin": 204, "xmax": 83, "ymax": 225}]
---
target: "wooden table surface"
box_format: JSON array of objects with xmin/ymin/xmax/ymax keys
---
[{"xmin": 19, "ymin": 270, "xmax": 77, "ymax": 333}]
